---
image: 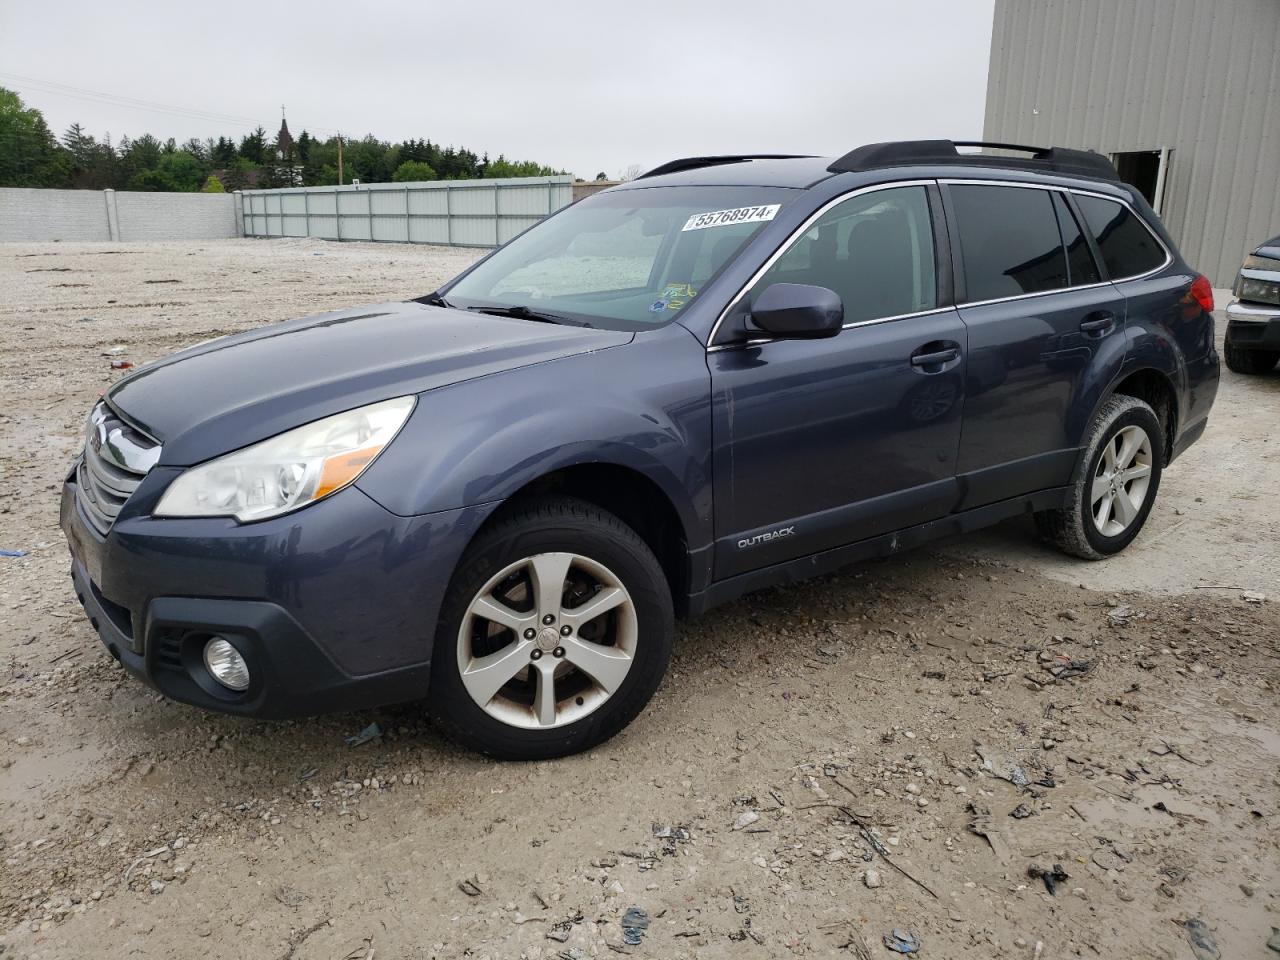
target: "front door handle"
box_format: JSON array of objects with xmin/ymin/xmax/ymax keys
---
[
  {"xmin": 1080, "ymin": 311, "xmax": 1116, "ymax": 335},
  {"xmin": 910, "ymin": 347, "xmax": 960, "ymax": 367}
]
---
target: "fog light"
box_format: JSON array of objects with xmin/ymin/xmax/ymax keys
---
[{"xmin": 203, "ymin": 637, "xmax": 250, "ymax": 691}]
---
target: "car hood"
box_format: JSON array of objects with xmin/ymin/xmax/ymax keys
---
[
  {"xmin": 1254, "ymin": 234, "xmax": 1280, "ymax": 261},
  {"xmin": 108, "ymin": 301, "xmax": 633, "ymax": 465}
]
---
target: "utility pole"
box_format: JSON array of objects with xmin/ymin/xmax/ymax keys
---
[{"xmin": 337, "ymin": 132, "xmax": 344, "ymax": 186}]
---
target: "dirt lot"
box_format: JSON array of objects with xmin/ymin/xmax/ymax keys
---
[{"xmin": 1, "ymin": 239, "xmax": 1277, "ymax": 960}]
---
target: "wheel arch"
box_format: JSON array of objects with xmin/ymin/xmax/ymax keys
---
[
  {"xmin": 1076, "ymin": 366, "xmax": 1178, "ymax": 480},
  {"xmin": 469, "ymin": 462, "xmax": 697, "ymax": 615},
  {"xmin": 1104, "ymin": 367, "xmax": 1178, "ymax": 465}
]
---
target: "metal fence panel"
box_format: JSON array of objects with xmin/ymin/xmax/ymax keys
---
[
  {"xmin": 241, "ymin": 176, "xmax": 574, "ymax": 249},
  {"xmin": 406, "ymin": 188, "xmax": 449, "ymax": 244},
  {"xmin": 336, "ymin": 191, "xmax": 371, "ymax": 241},
  {"xmin": 279, "ymin": 193, "xmax": 307, "ymax": 237}
]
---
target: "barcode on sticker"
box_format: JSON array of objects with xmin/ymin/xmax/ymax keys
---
[{"xmin": 682, "ymin": 204, "xmax": 781, "ymax": 232}]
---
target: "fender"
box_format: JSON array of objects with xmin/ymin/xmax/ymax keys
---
[
  {"xmin": 1072, "ymin": 339, "xmax": 1179, "ymax": 485},
  {"xmin": 1118, "ymin": 269, "xmax": 1218, "ymax": 440},
  {"xmin": 356, "ymin": 323, "xmax": 713, "ymax": 553},
  {"xmin": 1079, "ymin": 268, "xmax": 1213, "ymax": 467}
]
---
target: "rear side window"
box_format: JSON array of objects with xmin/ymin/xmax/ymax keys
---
[
  {"xmin": 755, "ymin": 185, "xmax": 937, "ymax": 324},
  {"xmin": 950, "ymin": 185, "xmax": 1068, "ymax": 302},
  {"xmin": 1073, "ymin": 194, "xmax": 1166, "ymax": 279},
  {"xmin": 1053, "ymin": 193, "xmax": 1101, "ymax": 286}
]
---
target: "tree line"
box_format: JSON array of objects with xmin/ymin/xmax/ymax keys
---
[{"xmin": 0, "ymin": 87, "xmax": 568, "ymax": 193}]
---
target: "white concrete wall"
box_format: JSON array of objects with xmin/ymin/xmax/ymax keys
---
[
  {"xmin": 0, "ymin": 188, "xmax": 240, "ymax": 242},
  {"xmin": 0, "ymin": 188, "xmax": 112, "ymax": 241},
  {"xmin": 113, "ymin": 191, "xmax": 239, "ymax": 241}
]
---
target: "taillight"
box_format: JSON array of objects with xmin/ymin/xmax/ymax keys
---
[{"xmin": 1190, "ymin": 274, "xmax": 1214, "ymax": 312}]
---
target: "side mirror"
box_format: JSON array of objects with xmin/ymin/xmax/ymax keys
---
[{"xmin": 750, "ymin": 283, "xmax": 844, "ymax": 339}]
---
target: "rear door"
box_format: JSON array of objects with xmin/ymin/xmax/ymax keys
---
[{"xmin": 944, "ymin": 181, "xmax": 1126, "ymax": 509}]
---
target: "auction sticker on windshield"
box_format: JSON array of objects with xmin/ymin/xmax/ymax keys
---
[{"xmin": 682, "ymin": 204, "xmax": 781, "ymax": 232}]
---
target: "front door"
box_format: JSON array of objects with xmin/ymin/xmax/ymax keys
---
[{"xmin": 709, "ymin": 183, "xmax": 967, "ymax": 579}]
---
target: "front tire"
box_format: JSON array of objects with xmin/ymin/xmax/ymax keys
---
[
  {"xmin": 1224, "ymin": 339, "xmax": 1279, "ymax": 375},
  {"xmin": 1036, "ymin": 394, "xmax": 1164, "ymax": 560},
  {"xmin": 429, "ymin": 496, "xmax": 673, "ymax": 760}
]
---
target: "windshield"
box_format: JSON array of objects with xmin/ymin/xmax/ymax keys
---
[{"xmin": 442, "ymin": 185, "xmax": 799, "ymax": 330}]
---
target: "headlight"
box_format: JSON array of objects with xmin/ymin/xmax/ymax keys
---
[
  {"xmin": 1237, "ymin": 275, "xmax": 1280, "ymax": 306},
  {"xmin": 155, "ymin": 396, "xmax": 415, "ymax": 522}
]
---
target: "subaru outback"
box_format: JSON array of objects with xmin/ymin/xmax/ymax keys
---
[{"xmin": 62, "ymin": 140, "xmax": 1220, "ymax": 759}]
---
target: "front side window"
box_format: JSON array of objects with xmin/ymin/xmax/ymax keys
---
[
  {"xmin": 752, "ymin": 185, "xmax": 937, "ymax": 325},
  {"xmin": 444, "ymin": 186, "xmax": 798, "ymax": 331},
  {"xmin": 951, "ymin": 184, "xmax": 1068, "ymax": 302},
  {"xmin": 1073, "ymin": 194, "xmax": 1166, "ymax": 279}
]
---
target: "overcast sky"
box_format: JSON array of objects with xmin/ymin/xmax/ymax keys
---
[{"xmin": 0, "ymin": 0, "xmax": 995, "ymax": 179}]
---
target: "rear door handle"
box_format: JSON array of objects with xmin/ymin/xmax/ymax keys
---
[
  {"xmin": 910, "ymin": 347, "xmax": 960, "ymax": 367},
  {"xmin": 1080, "ymin": 312, "xmax": 1116, "ymax": 334}
]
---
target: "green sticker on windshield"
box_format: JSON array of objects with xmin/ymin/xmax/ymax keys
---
[{"xmin": 660, "ymin": 283, "xmax": 696, "ymax": 310}]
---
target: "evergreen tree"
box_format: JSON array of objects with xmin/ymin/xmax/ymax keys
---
[
  {"xmin": 211, "ymin": 136, "xmax": 237, "ymax": 168},
  {"xmin": 62, "ymin": 123, "xmax": 94, "ymax": 163},
  {"xmin": 239, "ymin": 127, "xmax": 267, "ymax": 164}
]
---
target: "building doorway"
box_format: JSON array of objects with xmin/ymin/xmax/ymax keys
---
[{"xmin": 1111, "ymin": 149, "xmax": 1171, "ymax": 215}]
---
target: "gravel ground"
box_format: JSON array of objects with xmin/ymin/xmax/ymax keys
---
[{"xmin": 1, "ymin": 239, "xmax": 1277, "ymax": 960}]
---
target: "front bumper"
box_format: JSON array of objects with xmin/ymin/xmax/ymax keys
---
[
  {"xmin": 61, "ymin": 465, "xmax": 494, "ymax": 720},
  {"xmin": 1225, "ymin": 298, "xmax": 1280, "ymax": 350}
]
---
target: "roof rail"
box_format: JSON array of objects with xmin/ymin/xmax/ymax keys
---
[
  {"xmin": 827, "ymin": 140, "xmax": 1119, "ymax": 181},
  {"xmin": 638, "ymin": 154, "xmax": 815, "ymax": 179}
]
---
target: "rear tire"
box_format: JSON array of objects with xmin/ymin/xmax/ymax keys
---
[
  {"xmin": 1035, "ymin": 394, "xmax": 1164, "ymax": 560},
  {"xmin": 1223, "ymin": 340, "xmax": 1279, "ymax": 374},
  {"xmin": 429, "ymin": 496, "xmax": 673, "ymax": 760}
]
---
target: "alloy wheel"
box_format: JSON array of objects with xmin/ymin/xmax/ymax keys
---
[
  {"xmin": 1091, "ymin": 424, "xmax": 1153, "ymax": 537},
  {"xmin": 456, "ymin": 552, "xmax": 638, "ymax": 729}
]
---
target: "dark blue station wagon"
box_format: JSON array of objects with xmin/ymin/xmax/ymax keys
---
[{"xmin": 63, "ymin": 140, "xmax": 1220, "ymax": 758}]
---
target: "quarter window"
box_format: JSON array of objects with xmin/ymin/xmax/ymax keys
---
[
  {"xmin": 754, "ymin": 186, "xmax": 937, "ymax": 325},
  {"xmin": 950, "ymin": 184, "xmax": 1068, "ymax": 302},
  {"xmin": 1073, "ymin": 194, "xmax": 1166, "ymax": 279}
]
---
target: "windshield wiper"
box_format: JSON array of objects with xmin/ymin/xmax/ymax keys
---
[
  {"xmin": 417, "ymin": 291, "xmax": 453, "ymax": 308},
  {"xmin": 466, "ymin": 304, "xmax": 584, "ymax": 326}
]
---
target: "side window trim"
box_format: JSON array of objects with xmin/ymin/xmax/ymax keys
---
[
  {"xmin": 708, "ymin": 179, "xmax": 948, "ymax": 349},
  {"xmin": 1052, "ymin": 191, "xmax": 1103, "ymax": 286},
  {"xmin": 937, "ymin": 182, "xmax": 967, "ymax": 305},
  {"xmin": 1067, "ymin": 188, "xmax": 1173, "ymax": 282},
  {"xmin": 925, "ymin": 183, "xmax": 956, "ymax": 308},
  {"xmin": 1060, "ymin": 191, "xmax": 1108, "ymax": 283}
]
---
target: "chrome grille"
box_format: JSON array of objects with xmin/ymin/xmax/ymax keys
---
[{"xmin": 75, "ymin": 403, "xmax": 161, "ymax": 535}]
